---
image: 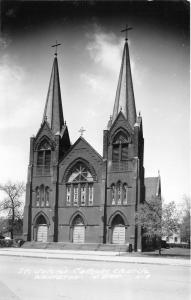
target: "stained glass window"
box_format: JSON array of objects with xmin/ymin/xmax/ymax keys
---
[
  {"xmin": 123, "ymin": 184, "xmax": 128, "ymax": 205},
  {"xmin": 117, "ymin": 182, "xmax": 122, "ymax": 205},
  {"xmin": 66, "ymin": 163, "xmax": 94, "ymax": 206},
  {"xmin": 111, "ymin": 184, "xmax": 115, "ymax": 205},
  {"xmin": 36, "ymin": 187, "xmax": 40, "ymax": 207}
]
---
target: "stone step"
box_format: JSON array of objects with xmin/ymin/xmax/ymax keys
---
[{"xmin": 22, "ymin": 241, "xmax": 129, "ymax": 252}]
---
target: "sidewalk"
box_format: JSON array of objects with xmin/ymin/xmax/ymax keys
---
[{"xmin": 0, "ymin": 248, "xmax": 190, "ymax": 267}]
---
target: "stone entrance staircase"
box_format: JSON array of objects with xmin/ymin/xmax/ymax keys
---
[{"xmin": 22, "ymin": 241, "xmax": 129, "ymax": 252}]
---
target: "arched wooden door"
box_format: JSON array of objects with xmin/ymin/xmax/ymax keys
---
[
  {"xmin": 72, "ymin": 215, "xmax": 85, "ymax": 243},
  {"xmin": 36, "ymin": 215, "xmax": 48, "ymax": 242},
  {"xmin": 111, "ymin": 214, "xmax": 125, "ymax": 244}
]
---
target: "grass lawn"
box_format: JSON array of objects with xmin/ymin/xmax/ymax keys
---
[
  {"xmin": 141, "ymin": 247, "xmax": 190, "ymax": 259},
  {"xmin": 120, "ymin": 247, "xmax": 190, "ymax": 259}
]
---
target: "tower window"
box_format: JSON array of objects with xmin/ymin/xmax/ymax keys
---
[
  {"xmin": 123, "ymin": 184, "xmax": 128, "ymax": 205},
  {"xmin": 111, "ymin": 184, "xmax": 115, "ymax": 205},
  {"xmin": 121, "ymin": 144, "xmax": 128, "ymax": 160},
  {"xmin": 117, "ymin": 182, "xmax": 122, "ymax": 205},
  {"xmin": 112, "ymin": 132, "xmax": 129, "ymax": 161},
  {"xmin": 36, "ymin": 185, "xmax": 50, "ymax": 207},
  {"xmin": 40, "ymin": 185, "xmax": 45, "ymax": 207},
  {"xmin": 36, "ymin": 140, "xmax": 51, "ymax": 176},
  {"xmin": 36, "ymin": 187, "xmax": 40, "ymax": 207},
  {"xmin": 112, "ymin": 144, "xmax": 120, "ymax": 161},
  {"xmin": 45, "ymin": 187, "xmax": 50, "ymax": 207}
]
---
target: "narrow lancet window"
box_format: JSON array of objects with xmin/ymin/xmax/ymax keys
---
[
  {"xmin": 81, "ymin": 184, "xmax": 86, "ymax": 206},
  {"xmin": 123, "ymin": 184, "xmax": 128, "ymax": 205},
  {"xmin": 45, "ymin": 187, "xmax": 50, "ymax": 207},
  {"xmin": 73, "ymin": 185, "xmax": 78, "ymax": 206},
  {"xmin": 36, "ymin": 187, "xmax": 40, "ymax": 207},
  {"xmin": 111, "ymin": 184, "xmax": 115, "ymax": 205},
  {"xmin": 117, "ymin": 182, "xmax": 122, "ymax": 205},
  {"xmin": 89, "ymin": 184, "xmax": 93, "ymax": 205},
  {"xmin": 66, "ymin": 185, "xmax": 71, "ymax": 205}
]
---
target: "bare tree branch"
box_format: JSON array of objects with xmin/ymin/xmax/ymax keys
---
[{"xmin": 0, "ymin": 181, "xmax": 25, "ymax": 239}]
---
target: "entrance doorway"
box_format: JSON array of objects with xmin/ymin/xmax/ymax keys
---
[
  {"xmin": 111, "ymin": 214, "xmax": 125, "ymax": 244},
  {"xmin": 72, "ymin": 215, "xmax": 85, "ymax": 243},
  {"xmin": 36, "ymin": 215, "xmax": 48, "ymax": 242}
]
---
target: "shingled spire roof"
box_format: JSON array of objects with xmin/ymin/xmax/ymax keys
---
[
  {"xmin": 112, "ymin": 40, "xmax": 136, "ymax": 128},
  {"xmin": 43, "ymin": 55, "xmax": 64, "ymax": 134}
]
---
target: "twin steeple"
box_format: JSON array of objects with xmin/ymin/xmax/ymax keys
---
[
  {"xmin": 112, "ymin": 38, "xmax": 136, "ymax": 128},
  {"xmin": 43, "ymin": 32, "xmax": 136, "ymax": 136}
]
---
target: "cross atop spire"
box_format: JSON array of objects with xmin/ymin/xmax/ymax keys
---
[
  {"xmin": 121, "ymin": 25, "xmax": 133, "ymax": 42},
  {"xmin": 51, "ymin": 41, "xmax": 61, "ymax": 56}
]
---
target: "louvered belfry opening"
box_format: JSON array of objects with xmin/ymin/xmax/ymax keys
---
[
  {"xmin": 36, "ymin": 140, "xmax": 51, "ymax": 176},
  {"xmin": 112, "ymin": 131, "xmax": 129, "ymax": 162}
]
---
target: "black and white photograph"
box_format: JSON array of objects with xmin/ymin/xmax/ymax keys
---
[{"xmin": 0, "ymin": 1, "xmax": 190, "ymax": 300}]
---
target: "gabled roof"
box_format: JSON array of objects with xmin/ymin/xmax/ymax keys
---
[
  {"xmin": 112, "ymin": 41, "xmax": 136, "ymax": 129},
  {"xmin": 109, "ymin": 110, "xmax": 134, "ymax": 136},
  {"xmin": 43, "ymin": 55, "xmax": 64, "ymax": 134},
  {"xmin": 35, "ymin": 119, "xmax": 55, "ymax": 141},
  {"xmin": 145, "ymin": 176, "xmax": 161, "ymax": 202},
  {"xmin": 60, "ymin": 136, "xmax": 103, "ymax": 163}
]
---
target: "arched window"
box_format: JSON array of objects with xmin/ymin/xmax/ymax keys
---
[
  {"xmin": 117, "ymin": 181, "xmax": 122, "ymax": 205},
  {"xmin": 37, "ymin": 140, "xmax": 51, "ymax": 175},
  {"xmin": 35, "ymin": 185, "xmax": 50, "ymax": 207},
  {"xmin": 112, "ymin": 132, "xmax": 129, "ymax": 161},
  {"xmin": 36, "ymin": 187, "xmax": 40, "ymax": 207},
  {"xmin": 66, "ymin": 162, "xmax": 94, "ymax": 206},
  {"xmin": 45, "ymin": 187, "xmax": 50, "ymax": 207},
  {"xmin": 123, "ymin": 184, "xmax": 128, "ymax": 205},
  {"xmin": 73, "ymin": 184, "xmax": 78, "ymax": 206},
  {"xmin": 111, "ymin": 184, "xmax": 115, "ymax": 205},
  {"xmin": 88, "ymin": 184, "xmax": 93, "ymax": 206},
  {"xmin": 66, "ymin": 185, "xmax": 71, "ymax": 205},
  {"xmin": 40, "ymin": 185, "xmax": 45, "ymax": 207},
  {"xmin": 81, "ymin": 184, "xmax": 86, "ymax": 206}
]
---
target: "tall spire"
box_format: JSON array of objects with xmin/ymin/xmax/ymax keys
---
[
  {"xmin": 43, "ymin": 54, "xmax": 64, "ymax": 134},
  {"xmin": 112, "ymin": 36, "xmax": 136, "ymax": 128}
]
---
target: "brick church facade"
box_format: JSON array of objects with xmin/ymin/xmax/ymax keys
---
[{"xmin": 23, "ymin": 38, "xmax": 161, "ymax": 251}]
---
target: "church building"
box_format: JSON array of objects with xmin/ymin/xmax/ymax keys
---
[{"xmin": 23, "ymin": 36, "xmax": 161, "ymax": 251}]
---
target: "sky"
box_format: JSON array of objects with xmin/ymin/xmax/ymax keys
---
[{"xmin": 0, "ymin": 1, "xmax": 190, "ymax": 207}]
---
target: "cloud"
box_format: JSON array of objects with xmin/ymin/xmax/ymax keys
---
[
  {"xmin": 0, "ymin": 55, "xmax": 24, "ymax": 97},
  {"xmin": 80, "ymin": 73, "xmax": 100, "ymax": 91},
  {"xmin": 0, "ymin": 101, "xmax": 40, "ymax": 130},
  {"xmin": 86, "ymin": 26, "xmax": 141, "ymax": 91},
  {"xmin": 0, "ymin": 54, "xmax": 42, "ymax": 130},
  {"xmin": 86, "ymin": 29, "xmax": 123, "ymax": 74}
]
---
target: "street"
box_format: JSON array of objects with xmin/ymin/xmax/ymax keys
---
[{"xmin": 0, "ymin": 255, "xmax": 190, "ymax": 300}]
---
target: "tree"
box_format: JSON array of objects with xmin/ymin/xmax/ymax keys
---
[
  {"xmin": 136, "ymin": 198, "xmax": 180, "ymax": 254},
  {"xmin": 162, "ymin": 201, "xmax": 180, "ymax": 238},
  {"xmin": 180, "ymin": 195, "xmax": 190, "ymax": 245},
  {"xmin": 0, "ymin": 182, "xmax": 25, "ymax": 239},
  {"xmin": 136, "ymin": 197, "xmax": 162, "ymax": 253}
]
